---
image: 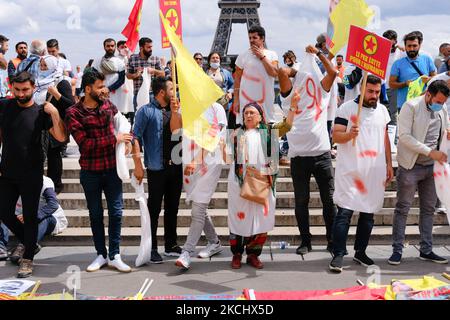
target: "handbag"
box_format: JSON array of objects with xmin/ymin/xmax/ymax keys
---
[{"xmin": 239, "ymin": 138, "xmax": 272, "ymax": 206}]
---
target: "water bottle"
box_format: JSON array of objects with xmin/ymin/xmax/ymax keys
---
[{"xmin": 270, "ymin": 241, "xmax": 290, "ymax": 250}]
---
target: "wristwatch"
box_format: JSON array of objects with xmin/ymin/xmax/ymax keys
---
[{"xmin": 316, "ymin": 51, "xmax": 323, "ymax": 57}]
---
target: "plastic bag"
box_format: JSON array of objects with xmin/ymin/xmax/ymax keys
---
[
  {"xmin": 434, "ymin": 137, "xmax": 450, "ymax": 225},
  {"xmin": 113, "ymin": 112, "xmax": 131, "ymax": 181},
  {"xmin": 136, "ymin": 67, "xmax": 150, "ymax": 110},
  {"xmin": 131, "ymin": 175, "xmax": 152, "ymax": 267}
]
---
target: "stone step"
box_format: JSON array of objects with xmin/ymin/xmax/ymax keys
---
[
  {"xmin": 63, "ymin": 208, "xmax": 448, "ymax": 228},
  {"xmin": 57, "ymin": 191, "xmax": 418, "ymax": 210},
  {"xmin": 39, "ymin": 225, "xmax": 450, "ymax": 246},
  {"xmin": 59, "ymin": 178, "xmax": 400, "ymax": 193}
]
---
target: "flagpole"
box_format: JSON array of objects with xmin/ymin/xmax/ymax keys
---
[
  {"xmin": 352, "ymin": 70, "xmax": 368, "ymax": 147},
  {"xmin": 171, "ymin": 46, "xmax": 177, "ymax": 98}
]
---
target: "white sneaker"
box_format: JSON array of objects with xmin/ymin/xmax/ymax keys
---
[
  {"xmin": 175, "ymin": 251, "xmax": 191, "ymax": 270},
  {"xmin": 108, "ymin": 254, "xmax": 132, "ymax": 273},
  {"xmin": 86, "ymin": 255, "xmax": 108, "ymax": 272},
  {"xmin": 198, "ymin": 242, "xmax": 223, "ymax": 259}
]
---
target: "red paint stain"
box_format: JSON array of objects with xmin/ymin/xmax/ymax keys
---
[
  {"xmin": 263, "ymin": 203, "xmax": 269, "ymax": 217},
  {"xmin": 354, "ymin": 178, "xmax": 368, "ymax": 195},
  {"xmin": 184, "ymin": 178, "xmax": 190, "ymax": 184},
  {"xmin": 359, "ymin": 150, "xmax": 378, "ymax": 158},
  {"xmin": 350, "ymin": 115, "xmax": 358, "ymax": 124},
  {"xmin": 237, "ymin": 212, "xmax": 246, "ymax": 221},
  {"xmin": 189, "ymin": 142, "xmax": 196, "ymax": 151},
  {"xmin": 199, "ymin": 165, "xmax": 208, "ymax": 176}
]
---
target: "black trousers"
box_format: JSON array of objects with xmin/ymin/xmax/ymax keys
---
[
  {"xmin": 147, "ymin": 165, "xmax": 183, "ymax": 251},
  {"xmin": 0, "ymin": 174, "xmax": 42, "ymax": 260},
  {"xmin": 291, "ymin": 152, "xmax": 336, "ymax": 244},
  {"xmin": 47, "ymin": 144, "xmax": 64, "ymax": 193}
]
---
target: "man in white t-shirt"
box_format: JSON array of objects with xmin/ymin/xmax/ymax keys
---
[
  {"xmin": 74, "ymin": 65, "xmax": 83, "ymax": 98},
  {"xmin": 47, "ymin": 39, "xmax": 72, "ymax": 77},
  {"xmin": 278, "ymin": 44, "xmax": 338, "ymax": 255},
  {"xmin": 232, "ymin": 25, "xmax": 279, "ymax": 127},
  {"xmin": 383, "ymin": 30, "xmax": 406, "ymax": 126},
  {"xmin": 329, "ymin": 75, "xmax": 394, "ymax": 273}
]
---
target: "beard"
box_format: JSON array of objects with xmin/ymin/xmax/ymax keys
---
[
  {"xmin": 407, "ymin": 50, "xmax": 419, "ymax": 59},
  {"xmin": 143, "ymin": 50, "xmax": 152, "ymax": 59},
  {"xmin": 91, "ymin": 91, "xmax": 105, "ymax": 105},
  {"xmin": 17, "ymin": 95, "xmax": 33, "ymax": 105},
  {"xmin": 104, "ymin": 50, "xmax": 115, "ymax": 58},
  {"xmin": 364, "ymin": 98, "xmax": 378, "ymax": 108}
]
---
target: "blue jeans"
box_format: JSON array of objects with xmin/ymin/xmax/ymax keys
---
[
  {"xmin": 0, "ymin": 222, "xmax": 9, "ymax": 249},
  {"xmin": 37, "ymin": 216, "xmax": 57, "ymax": 243},
  {"xmin": 80, "ymin": 169, "xmax": 123, "ymax": 260},
  {"xmin": 332, "ymin": 207, "xmax": 374, "ymax": 257}
]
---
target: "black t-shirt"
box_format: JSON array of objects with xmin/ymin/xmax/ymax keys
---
[
  {"xmin": 0, "ymin": 99, "xmax": 53, "ymax": 178},
  {"xmin": 161, "ymin": 106, "xmax": 181, "ymax": 166}
]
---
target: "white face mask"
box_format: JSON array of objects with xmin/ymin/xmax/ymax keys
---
[{"xmin": 210, "ymin": 62, "xmax": 220, "ymax": 69}]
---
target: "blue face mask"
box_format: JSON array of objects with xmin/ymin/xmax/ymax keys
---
[{"xmin": 429, "ymin": 103, "xmax": 443, "ymax": 112}]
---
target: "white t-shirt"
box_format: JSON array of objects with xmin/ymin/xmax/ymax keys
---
[
  {"xmin": 58, "ymin": 57, "xmax": 72, "ymax": 76},
  {"xmin": 281, "ymin": 54, "xmax": 331, "ymax": 157},
  {"xmin": 386, "ymin": 49, "xmax": 406, "ymax": 89},
  {"xmin": 334, "ymin": 100, "xmax": 391, "ymax": 213},
  {"xmin": 75, "ymin": 72, "xmax": 83, "ymax": 88},
  {"xmin": 428, "ymin": 72, "xmax": 450, "ymax": 86},
  {"xmin": 236, "ymin": 49, "xmax": 278, "ymax": 124}
]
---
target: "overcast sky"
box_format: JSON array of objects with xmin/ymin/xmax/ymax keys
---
[{"xmin": 1, "ymin": 0, "xmax": 449, "ymax": 68}]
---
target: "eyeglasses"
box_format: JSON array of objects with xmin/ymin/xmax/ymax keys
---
[{"xmin": 195, "ymin": 57, "xmax": 203, "ymax": 61}]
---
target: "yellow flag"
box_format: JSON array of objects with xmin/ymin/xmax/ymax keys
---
[
  {"xmin": 407, "ymin": 77, "xmax": 426, "ymax": 101},
  {"xmin": 327, "ymin": 0, "xmax": 375, "ymax": 55},
  {"xmin": 159, "ymin": 11, "xmax": 225, "ymax": 152}
]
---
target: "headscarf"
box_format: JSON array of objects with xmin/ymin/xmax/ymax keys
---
[
  {"xmin": 34, "ymin": 55, "xmax": 64, "ymax": 104},
  {"xmin": 233, "ymin": 102, "xmax": 277, "ymax": 192}
]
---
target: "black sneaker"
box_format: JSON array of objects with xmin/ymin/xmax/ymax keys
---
[
  {"xmin": 419, "ymin": 251, "xmax": 448, "ymax": 264},
  {"xmin": 164, "ymin": 245, "xmax": 182, "ymax": 257},
  {"xmin": 150, "ymin": 250, "xmax": 163, "ymax": 264},
  {"xmin": 329, "ymin": 256, "xmax": 344, "ymax": 273},
  {"xmin": 353, "ymin": 251, "xmax": 374, "ymax": 267},
  {"xmin": 388, "ymin": 252, "xmax": 402, "ymax": 265},
  {"xmin": 296, "ymin": 242, "xmax": 312, "ymax": 255}
]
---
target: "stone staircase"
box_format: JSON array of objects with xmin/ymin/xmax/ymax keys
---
[{"xmin": 40, "ymin": 157, "xmax": 450, "ymax": 246}]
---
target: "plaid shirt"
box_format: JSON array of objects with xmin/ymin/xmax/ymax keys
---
[
  {"xmin": 65, "ymin": 99, "xmax": 118, "ymax": 171},
  {"xmin": 128, "ymin": 54, "xmax": 162, "ymax": 95}
]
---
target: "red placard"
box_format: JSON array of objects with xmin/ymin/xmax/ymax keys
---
[
  {"xmin": 159, "ymin": 0, "xmax": 183, "ymax": 48},
  {"xmin": 345, "ymin": 25, "xmax": 391, "ymax": 80}
]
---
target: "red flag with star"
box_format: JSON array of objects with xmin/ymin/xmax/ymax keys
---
[
  {"xmin": 159, "ymin": 0, "xmax": 183, "ymax": 48},
  {"xmin": 121, "ymin": 0, "xmax": 144, "ymax": 53}
]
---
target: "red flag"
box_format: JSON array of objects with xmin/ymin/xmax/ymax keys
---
[
  {"xmin": 159, "ymin": 0, "xmax": 183, "ymax": 48},
  {"xmin": 121, "ymin": 0, "xmax": 144, "ymax": 53}
]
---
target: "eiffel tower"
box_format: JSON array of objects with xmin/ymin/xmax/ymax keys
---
[{"xmin": 211, "ymin": 0, "xmax": 262, "ymax": 61}]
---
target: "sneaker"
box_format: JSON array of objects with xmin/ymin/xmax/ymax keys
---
[
  {"xmin": 175, "ymin": 251, "xmax": 191, "ymax": 270},
  {"xmin": 419, "ymin": 251, "xmax": 448, "ymax": 264},
  {"xmin": 198, "ymin": 242, "xmax": 223, "ymax": 259},
  {"xmin": 329, "ymin": 256, "xmax": 344, "ymax": 273},
  {"xmin": 17, "ymin": 259, "xmax": 33, "ymax": 278},
  {"xmin": 0, "ymin": 246, "xmax": 7, "ymax": 261},
  {"xmin": 10, "ymin": 244, "xmax": 25, "ymax": 266},
  {"xmin": 86, "ymin": 255, "xmax": 108, "ymax": 272},
  {"xmin": 108, "ymin": 254, "xmax": 132, "ymax": 273},
  {"xmin": 231, "ymin": 253, "xmax": 242, "ymax": 269},
  {"xmin": 164, "ymin": 245, "xmax": 182, "ymax": 257},
  {"xmin": 296, "ymin": 242, "xmax": 312, "ymax": 255},
  {"xmin": 436, "ymin": 207, "xmax": 447, "ymax": 215},
  {"xmin": 388, "ymin": 252, "xmax": 402, "ymax": 266},
  {"xmin": 150, "ymin": 250, "xmax": 163, "ymax": 264},
  {"xmin": 353, "ymin": 251, "xmax": 374, "ymax": 267}
]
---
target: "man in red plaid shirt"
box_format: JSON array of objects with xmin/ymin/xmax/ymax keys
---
[{"xmin": 65, "ymin": 69, "xmax": 133, "ymax": 273}]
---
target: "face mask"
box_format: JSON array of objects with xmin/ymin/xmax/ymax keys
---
[
  {"xmin": 210, "ymin": 62, "xmax": 220, "ymax": 69},
  {"xmin": 407, "ymin": 50, "xmax": 419, "ymax": 59},
  {"xmin": 429, "ymin": 103, "xmax": 443, "ymax": 112},
  {"xmin": 287, "ymin": 63, "xmax": 294, "ymax": 67}
]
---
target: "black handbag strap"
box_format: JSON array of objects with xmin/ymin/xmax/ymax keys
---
[{"xmin": 409, "ymin": 60, "xmax": 424, "ymax": 77}]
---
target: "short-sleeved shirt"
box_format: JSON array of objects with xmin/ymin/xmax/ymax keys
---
[
  {"xmin": 390, "ymin": 54, "xmax": 436, "ymax": 109},
  {"xmin": 127, "ymin": 54, "xmax": 162, "ymax": 95},
  {"xmin": 0, "ymin": 99, "xmax": 53, "ymax": 178},
  {"xmin": 235, "ymin": 49, "xmax": 278, "ymax": 125}
]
